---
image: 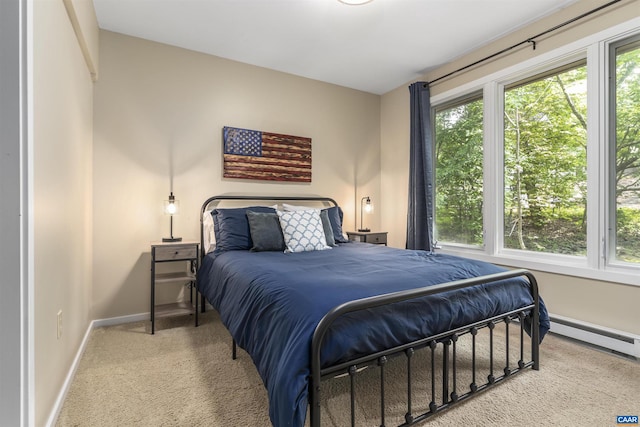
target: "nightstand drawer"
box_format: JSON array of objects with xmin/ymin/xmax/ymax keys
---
[
  {"xmin": 367, "ymin": 233, "xmax": 387, "ymax": 245},
  {"xmin": 346, "ymin": 231, "xmax": 388, "ymax": 245},
  {"xmin": 154, "ymin": 245, "xmax": 197, "ymax": 261}
]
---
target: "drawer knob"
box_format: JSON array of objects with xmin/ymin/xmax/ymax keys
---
[{"xmin": 174, "ymin": 251, "xmax": 179, "ymax": 255}]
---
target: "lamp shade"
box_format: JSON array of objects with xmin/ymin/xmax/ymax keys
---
[
  {"xmin": 164, "ymin": 192, "xmax": 179, "ymax": 215},
  {"xmin": 359, "ymin": 196, "xmax": 372, "ymax": 232},
  {"xmin": 162, "ymin": 192, "xmax": 182, "ymax": 242}
]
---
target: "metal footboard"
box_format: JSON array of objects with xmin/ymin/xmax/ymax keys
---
[{"xmin": 309, "ymin": 269, "xmax": 540, "ymax": 427}]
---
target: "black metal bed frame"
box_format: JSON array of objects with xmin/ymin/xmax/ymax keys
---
[
  {"xmin": 310, "ymin": 269, "xmax": 539, "ymax": 427},
  {"xmin": 199, "ymin": 195, "xmax": 540, "ymax": 427}
]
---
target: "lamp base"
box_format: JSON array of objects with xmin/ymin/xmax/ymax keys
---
[
  {"xmin": 357, "ymin": 228, "xmax": 370, "ymax": 232},
  {"xmin": 162, "ymin": 237, "xmax": 182, "ymax": 242}
]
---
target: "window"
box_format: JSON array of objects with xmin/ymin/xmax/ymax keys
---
[
  {"xmin": 503, "ymin": 62, "xmax": 588, "ymax": 256},
  {"xmin": 434, "ymin": 94, "xmax": 484, "ymax": 246},
  {"xmin": 430, "ymin": 20, "xmax": 640, "ymax": 285},
  {"xmin": 610, "ymin": 37, "xmax": 640, "ymax": 264}
]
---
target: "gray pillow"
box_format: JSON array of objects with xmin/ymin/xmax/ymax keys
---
[
  {"xmin": 246, "ymin": 211, "xmax": 286, "ymax": 252},
  {"xmin": 324, "ymin": 206, "xmax": 348, "ymax": 243},
  {"xmin": 320, "ymin": 210, "xmax": 336, "ymax": 247}
]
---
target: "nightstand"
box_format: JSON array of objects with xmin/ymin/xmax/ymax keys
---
[
  {"xmin": 346, "ymin": 231, "xmax": 388, "ymax": 245},
  {"xmin": 150, "ymin": 241, "xmax": 199, "ymax": 334}
]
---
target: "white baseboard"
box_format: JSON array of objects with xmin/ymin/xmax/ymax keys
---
[
  {"xmin": 549, "ymin": 314, "xmax": 640, "ymax": 358},
  {"xmin": 44, "ymin": 312, "xmax": 149, "ymax": 427},
  {"xmin": 92, "ymin": 312, "xmax": 149, "ymax": 328},
  {"xmin": 44, "ymin": 319, "xmax": 94, "ymax": 427}
]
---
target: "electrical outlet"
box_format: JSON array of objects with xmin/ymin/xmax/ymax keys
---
[{"xmin": 57, "ymin": 310, "xmax": 62, "ymax": 339}]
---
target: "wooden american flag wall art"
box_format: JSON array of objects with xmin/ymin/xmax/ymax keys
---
[{"xmin": 222, "ymin": 126, "xmax": 312, "ymax": 182}]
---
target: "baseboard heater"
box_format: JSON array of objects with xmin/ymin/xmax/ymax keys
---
[{"xmin": 549, "ymin": 314, "xmax": 640, "ymax": 359}]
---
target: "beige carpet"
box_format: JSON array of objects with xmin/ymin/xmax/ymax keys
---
[{"xmin": 56, "ymin": 311, "xmax": 639, "ymax": 427}]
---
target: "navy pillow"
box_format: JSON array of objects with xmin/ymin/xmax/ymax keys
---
[
  {"xmin": 212, "ymin": 206, "xmax": 276, "ymax": 252},
  {"xmin": 246, "ymin": 211, "xmax": 286, "ymax": 252},
  {"xmin": 323, "ymin": 206, "xmax": 348, "ymax": 243}
]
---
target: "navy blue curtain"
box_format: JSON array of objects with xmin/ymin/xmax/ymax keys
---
[{"xmin": 406, "ymin": 82, "xmax": 434, "ymax": 251}]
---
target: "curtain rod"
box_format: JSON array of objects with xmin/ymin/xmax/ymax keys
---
[{"xmin": 427, "ymin": 0, "xmax": 624, "ymax": 86}]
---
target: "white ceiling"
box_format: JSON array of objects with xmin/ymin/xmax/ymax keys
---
[{"xmin": 93, "ymin": 0, "xmax": 579, "ymax": 95}]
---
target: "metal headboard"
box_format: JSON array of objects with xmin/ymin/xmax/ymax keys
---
[{"xmin": 199, "ymin": 195, "xmax": 339, "ymax": 259}]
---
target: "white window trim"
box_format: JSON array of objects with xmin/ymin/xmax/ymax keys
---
[
  {"xmin": 484, "ymin": 81, "xmax": 501, "ymax": 256},
  {"xmin": 589, "ymin": 41, "xmax": 606, "ymax": 272},
  {"xmin": 432, "ymin": 16, "xmax": 640, "ymax": 288}
]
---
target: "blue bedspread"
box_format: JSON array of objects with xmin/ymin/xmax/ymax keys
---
[{"xmin": 197, "ymin": 243, "xmax": 550, "ymax": 427}]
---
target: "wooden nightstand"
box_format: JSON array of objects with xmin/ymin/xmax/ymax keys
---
[
  {"xmin": 150, "ymin": 241, "xmax": 199, "ymax": 334},
  {"xmin": 346, "ymin": 231, "xmax": 388, "ymax": 245}
]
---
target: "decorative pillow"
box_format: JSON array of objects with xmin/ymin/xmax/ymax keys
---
[
  {"xmin": 212, "ymin": 206, "xmax": 276, "ymax": 252},
  {"xmin": 246, "ymin": 211, "xmax": 286, "ymax": 252},
  {"xmin": 277, "ymin": 209, "xmax": 331, "ymax": 253},
  {"xmin": 319, "ymin": 210, "xmax": 336, "ymax": 247},
  {"xmin": 283, "ymin": 203, "xmax": 347, "ymax": 244},
  {"xmin": 324, "ymin": 205, "xmax": 348, "ymax": 243}
]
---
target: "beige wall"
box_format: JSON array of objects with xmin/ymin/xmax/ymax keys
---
[
  {"xmin": 380, "ymin": 0, "xmax": 640, "ymax": 335},
  {"xmin": 92, "ymin": 31, "xmax": 381, "ymax": 320},
  {"xmin": 532, "ymin": 270, "xmax": 639, "ymax": 333},
  {"xmin": 33, "ymin": 0, "xmax": 96, "ymax": 425}
]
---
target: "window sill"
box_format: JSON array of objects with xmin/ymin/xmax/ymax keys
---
[{"xmin": 440, "ymin": 246, "xmax": 640, "ymax": 288}]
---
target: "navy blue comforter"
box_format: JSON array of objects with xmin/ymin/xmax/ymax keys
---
[{"xmin": 197, "ymin": 243, "xmax": 550, "ymax": 427}]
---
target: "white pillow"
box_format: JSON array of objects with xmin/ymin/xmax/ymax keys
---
[
  {"xmin": 282, "ymin": 203, "xmax": 312, "ymax": 211},
  {"xmin": 202, "ymin": 210, "xmax": 216, "ymax": 253},
  {"xmin": 277, "ymin": 209, "xmax": 331, "ymax": 253}
]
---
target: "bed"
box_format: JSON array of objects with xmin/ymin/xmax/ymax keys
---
[{"xmin": 196, "ymin": 195, "xmax": 550, "ymax": 427}]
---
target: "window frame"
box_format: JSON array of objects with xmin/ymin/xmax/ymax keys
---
[
  {"xmin": 430, "ymin": 17, "xmax": 640, "ymax": 287},
  {"xmin": 606, "ymin": 34, "xmax": 640, "ymax": 269}
]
